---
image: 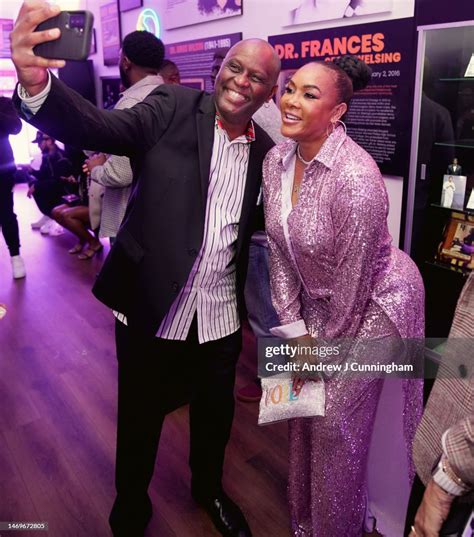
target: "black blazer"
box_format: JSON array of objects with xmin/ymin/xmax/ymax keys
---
[{"xmin": 15, "ymin": 76, "xmax": 274, "ymax": 335}]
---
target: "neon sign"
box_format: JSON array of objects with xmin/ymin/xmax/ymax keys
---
[{"xmin": 136, "ymin": 9, "xmax": 161, "ymax": 38}]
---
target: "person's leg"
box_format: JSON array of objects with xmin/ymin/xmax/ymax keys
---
[
  {"xmin": 188, "ymin": 324, "xmax": 252, "ymax": 536},
  {"xmin": 111, "ymin": 321, "xmax": 193, "ymax": 537},
  {"xmin": 0, "ymin": 176, "xmax": 25, "ymax": 279},
  {"xmin": 188, "ymin": 326, "xmax": 242, "ymax": 494},
  {"xmin": 59, "ymin": 206, "xmax": 102, "ymax": 258},
  {"xmin": 32, "ymin": 180, "xmax": 64, "ymax": 217},
  {"xmin": 0, "ymin": 175, "xmax": 21, "ymax": 257}
]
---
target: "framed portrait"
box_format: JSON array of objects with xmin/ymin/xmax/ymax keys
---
[
  {"xmin": 119, "ymin": 0, "xmax": 143, "ymax": 12},
  {"xmin": 101, "ymin": 76, "xmax": 121, "ymax": 110},
  {"xmin": 100, "ymin": 1, "xmax": 122, "ymax": 66},
  {"xmin": 437, "ymin": 216, "xmax": 474, "ymax": 270},
  {"xmin": 440, "ymin": 174, "xmax": 467, "ymax": 210}
]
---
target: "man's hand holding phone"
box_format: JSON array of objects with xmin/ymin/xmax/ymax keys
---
[{"xmin": 10, "ymin": 1, "xmax": 65, "ymax": 96}]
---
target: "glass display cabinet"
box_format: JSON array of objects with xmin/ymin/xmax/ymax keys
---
[{"xmin": 405, "ymin": 20, "xmax": 474, "ymax": 339}]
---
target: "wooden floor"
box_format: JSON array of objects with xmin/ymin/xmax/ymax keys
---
[{"xmin": 0, "ymin": 185, "xmax": 290, "ymax": 537}]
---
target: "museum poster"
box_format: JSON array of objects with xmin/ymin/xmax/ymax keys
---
[
  {"xmin": 269, "ymin": 18, "xmax": 416, "ymax": 177},
  {"xmin": 165, "ymin": 33, "xmax": 242, "ymax": 93},
  {"xmin": 163, "ymin": 0, "xmax": 242, "ymax": 31}
]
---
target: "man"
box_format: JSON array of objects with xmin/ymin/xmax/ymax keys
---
[
  {"xmin": 28, "ymin": 131, "xmax": 73, "ymax": 234},
  {"xmin": 83, "ymin": 31, "xmax": 165, "ymax": 247},
  {"xmin": 0, "ymin": 96, "xmax": 26, "ymax": 279},
  {"xmin": 211, "ymin": 47, "xmax": 284, "ymax": 402},
  {"xmin": 158, "ymin": 59, "xmax": 181, "ymax": 85},
  {"xmin": 447, "ymin": 157, "xmax": 463, "ymax": 176},
  {"xmin": 11, "ymin": 3, "xmax": 280, "ymax": 536},
  {"xmin": 407, "ymin": 272, "xmax": 473, "ymax": 537}
]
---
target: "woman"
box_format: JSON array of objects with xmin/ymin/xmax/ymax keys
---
[
  {"xmin": 51, "ymin": 172, "xmax": 103, "ymax": 259},
  {"xmin": 263, "ymin": 56, "xmax": 425, "ymax": 536}
]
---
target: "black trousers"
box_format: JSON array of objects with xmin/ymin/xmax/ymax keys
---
[
  {"xmin": 0, "ymin": 174, "xmax": 20, "ymax": 257},
  {"xmin": 110, "ymin": 318, "xmax": 242, "ymax": 535},
  {"xmin": 32, "ymin": 180, "xmax": 66, "ymax": 217}
]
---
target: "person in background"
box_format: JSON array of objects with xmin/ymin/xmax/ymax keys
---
[
  {"xmin": 11, "ymin": 4, "xmax": 281, "ymax": 534},
  {"xmin": 158, "ymin": 59, "xmax": 181, "ymax": 85},
  {"xmin": 50, "ymin": 171, "xmax": 103, "ymax": 259},
  {"xmin": 0, "ymin": 96, "xmax": 26, "ymax": 279},
  {"xmin": 28, "ymin": 131, "xmax": 73, "ymax": 234},
  {"xmin": 211, "ymin": 46, "xmax": 285, "ymax": 402},
  {"xmin": 447, "ymin": 157, "xmax": 463, "ymax": 176},
  {"xmin": 407, "ymin": 272, "xmax": 473, "ymax": 537},
  {"xmin": 263, "ymin": 56, "xmax": 425, "ymax": 535},
  {"xmin": 83, "ymin": 31, "xmax": 165, "ymax": 247}
]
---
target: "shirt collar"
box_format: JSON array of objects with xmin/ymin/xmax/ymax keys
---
[
  {"xmin": 215, "ymin": 113, "xmax": 256, "ymax": 143},
  {"xmin": 280, "ymin": 124, "xmax": 347, "ymax": 171},
  {"xmin": 120, "ymin": 74, "xmax": 164, "ymax": 98}
]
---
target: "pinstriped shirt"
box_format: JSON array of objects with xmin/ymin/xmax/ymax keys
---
[{"xmin": 115, "ymin": 117, "xmax": 255, "ymax": 343}]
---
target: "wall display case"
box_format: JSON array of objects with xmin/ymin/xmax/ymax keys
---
[{"xmin": 405, "ymin": 21, "xmax": 474, "ymax": 338}]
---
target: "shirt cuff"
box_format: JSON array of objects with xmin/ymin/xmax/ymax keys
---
[
  {"xmin": 17, "ymin": 71, "xmax": 52, "ymax": 117},
  {"xmin": 270, "ymin": 319, "xmax": 308, "ymax": 339}
]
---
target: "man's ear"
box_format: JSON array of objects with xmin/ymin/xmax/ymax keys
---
[
  {"xmin": 266, "ymin": 84, "xmax": 278, "ymax": 103},
  {"xmin": 122, "ymin": 55, "xmax": 132, "ymax": 70}
]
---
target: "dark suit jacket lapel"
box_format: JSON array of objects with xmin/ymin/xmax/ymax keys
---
[{"xmin": 196, "ymin": 95, "xmax": 216, "ymax": 213}]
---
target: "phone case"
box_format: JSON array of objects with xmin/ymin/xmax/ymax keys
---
[{"xmin": 34, "ymin": 11, "xmax": 94, "ymax": 62}]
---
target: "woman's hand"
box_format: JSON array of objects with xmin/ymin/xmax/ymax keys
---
[{"xmin": 10, "ymin": 1, "xmax": 65, "ymax": 95}]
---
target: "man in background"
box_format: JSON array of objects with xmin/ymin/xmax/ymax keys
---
[
  {"xmin": 84, "ymin": 31, "xmax": 165, "ymax": 246},
  {"xmin": 28, "ymin": 131, "xmax": 73, "ymax": 234},
  {"xmin": 158, "ymin": 59, "xmax": 181, "ymax": 85},
  {"xmin": 0, "ymin": 96, "xmax": 25, "ymax": 279}
]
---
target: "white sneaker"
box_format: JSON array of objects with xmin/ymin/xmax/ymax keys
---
[
  {"xmin": 11, "ymin": 255, "xmax": 26, "ymax": 279},
  {"xmin": 31, "ymin": 215, "xmax": 50, "ymax": 230},
  {"xmin": 40, "ymin": 219, "xmax": 55, "ymax": 235},
  {"xmin": 49, "ymin": 222, "xmax": 64, "ymax": 236}
]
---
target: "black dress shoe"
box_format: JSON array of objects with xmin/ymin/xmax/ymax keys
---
[
  {"xmin": 192, "ymin": 489, "xmax": 252, "ymax": 537},
  {"xmin": 109, "ymin": 494, "xmax": 152, "ymax": 537}
]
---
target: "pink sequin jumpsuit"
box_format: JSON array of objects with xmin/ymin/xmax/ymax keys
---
[{"xmin": 263, "ymin": 126, "xmax": 425, "ymax": 536}]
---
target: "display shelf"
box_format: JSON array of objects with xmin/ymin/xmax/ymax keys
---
[
  {"xmin": 439, "ymin": 77, "xmax": 474, "ymax": 82},
  {"xmin": 434, "ymin": 141, "xmax": 474, "ymax": 149},
  {"xmin": 425, "ymin": 260, "xmax": 471, "ymax": 277},
  {"xmin": 430, "ymin": 203, "xmax": 474, "ymax": 215}
]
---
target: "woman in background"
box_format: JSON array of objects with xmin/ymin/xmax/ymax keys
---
[{"xmin": 263, "ymin": 56, "xmax": 425, "ymax": 535}]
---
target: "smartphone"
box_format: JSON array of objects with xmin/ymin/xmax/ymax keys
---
[{"xmin": 34, "ymin": 11, "xmax": 94, "ymax": 62}]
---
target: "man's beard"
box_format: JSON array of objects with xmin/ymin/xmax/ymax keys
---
[{"xmin": 119, "ymin": 65, "xmax": 131, "ymax": 89}]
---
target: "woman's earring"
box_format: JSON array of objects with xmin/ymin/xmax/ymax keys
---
[
  {"xmin": 326, "ymin": 121, "xmax": 336, "ymax": 138},
  {"xmin": 264, "ymin": 101, "xmax": 270, "ymax": 108}
]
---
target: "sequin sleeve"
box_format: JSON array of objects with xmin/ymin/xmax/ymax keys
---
[
  {"xmin": 263, "ymin": 151, "xmax": 308, "ymax": 336},
  {"xmin": 324, "ymin": 167, "xmax": 389, "ymax": 339}
]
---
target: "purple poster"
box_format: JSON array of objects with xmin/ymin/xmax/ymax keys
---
[
  {"xmin": 164, "ymin": 1, "xmax": 242, "ymax": 31},
  {"xmin": 119, "ymin": 0, "xmax": 143, "ymax": 12},
  {"xmin": 165, "ymin": 33, "xmax": 242, "ymax": 93},
  {"xmin": 269, "ymin": 17, "xmax": 416, "ymax": 177},
  {"xmin": 0, "ymin": 19, "xmax": 13, "ymax": 59},
  {"xmin": 100, "ymin": 2, "xmax": 122, "ymax": 66}
]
